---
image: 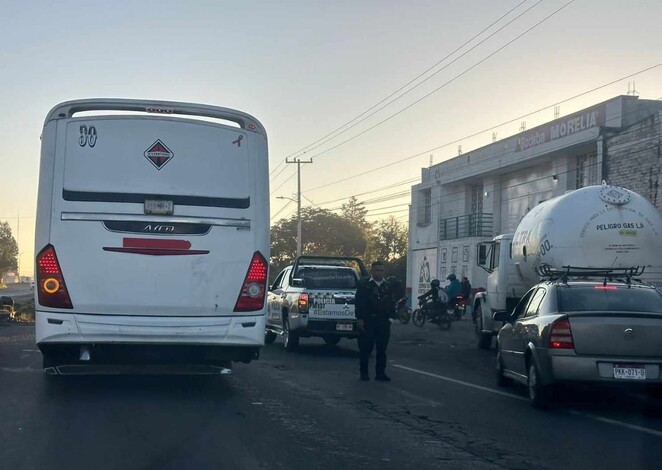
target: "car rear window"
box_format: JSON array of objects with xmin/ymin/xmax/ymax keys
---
[
  {"xmin": 295, "ymin": 268, "xmax": 358, "ymax": 289},
  {"xmin": 558, "ymin": 286, "xmax": 662, "ymax": 313}
]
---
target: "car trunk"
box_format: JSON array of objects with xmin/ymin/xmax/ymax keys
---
[
  {"xmin": 49, "ymin": 116, "xmax": 257, "ymax": 316},
  {"xmin": 568, "ymin": 312, "xmax": 662, "ymax": 357}
]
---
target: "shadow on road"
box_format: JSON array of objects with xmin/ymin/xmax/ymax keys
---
[
  {"xmin": 274, "ymin": 341, "xmax": 360, "ymax": 359},
  {"xmin": 38, "ymin": 374, "xmax": 238, "ymax": 402}
]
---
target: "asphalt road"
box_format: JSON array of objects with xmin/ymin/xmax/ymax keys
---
[{"xmin": 0, "ymin": 318, "xmax": 660, "ymax": 470}]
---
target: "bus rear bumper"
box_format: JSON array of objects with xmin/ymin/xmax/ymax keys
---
[{"xmin": 36, "ymin": 311, "xmax": 264, "ymax": 368}]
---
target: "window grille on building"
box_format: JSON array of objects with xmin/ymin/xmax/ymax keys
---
[
  {"xmin": 576, "ymin": 152, "xmax": 598, "ymax": 188},
  {"xmin": 417, "ymin": 188, "xmax": 432, "ymax": 225}
]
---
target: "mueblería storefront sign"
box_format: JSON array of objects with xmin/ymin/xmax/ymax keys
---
[{"xmin": 516, "ymin": 105, "xmax": 606, "ymax": 152}]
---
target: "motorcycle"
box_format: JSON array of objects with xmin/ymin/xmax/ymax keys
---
[
  {"xmin": 412, "ymin": 296, "xmax": 452, "ymax": 330},
  {"xmin": 450, "ymin": 295, "xmax": 465, "ymax": 321},
  {"xmin": 395, "ymin": 297, "xmax": 411, "ymax": 324}
]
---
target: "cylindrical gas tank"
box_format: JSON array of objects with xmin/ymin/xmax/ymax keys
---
[{"xmin": 511, "ymin": 184, "xmax": 662, "ymax": 287}]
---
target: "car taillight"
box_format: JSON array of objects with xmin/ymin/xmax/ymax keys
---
[
  {"xmin": 36, "ymin": 245, "xmax": 73, "ymax": 309},
  {"xmin": 298, "ymin": 293, "xmax": 309, "ymax": 313},
  {"xmin": 594, "ymin": 285, "xmax": 618, "ymax": 290},
  {"xmin": 233, "ymin": 251, "xmax": 268, "ymax": 312},
  {"xmin": 549, "ymin": 318, "xmax": 574, "ymax": 349}
]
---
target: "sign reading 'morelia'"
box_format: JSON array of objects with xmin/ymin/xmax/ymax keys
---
[{"xmin": 516, "ymin": 106, "xmax": 606, "ymax": 152}]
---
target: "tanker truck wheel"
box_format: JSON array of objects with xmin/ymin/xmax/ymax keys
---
[{"xmin": 474, "ymin": 304, "xmax": 492, "ymax": 350}]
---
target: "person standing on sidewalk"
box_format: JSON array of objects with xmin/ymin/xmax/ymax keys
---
[{"xmin": 355, "ymin": 261, "xmax": 394, "ymax": 382}]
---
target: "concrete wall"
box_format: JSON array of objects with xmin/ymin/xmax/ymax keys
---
[{"xmin": 604, "ymin": 111, "xmax": 662, "ymax": 211}]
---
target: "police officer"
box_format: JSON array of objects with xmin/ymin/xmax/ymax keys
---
[{"xmin": 355, "ymin": 261, "xmax": 394, "ymax": 382}]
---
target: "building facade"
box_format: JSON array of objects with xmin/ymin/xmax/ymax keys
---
[{"xmin": 408, "ymin": 95, "xmax": 662, "ymax": 297}]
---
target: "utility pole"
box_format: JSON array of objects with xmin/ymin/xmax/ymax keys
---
[
  {"xmin": 285, "ymin": 157, "xmax": 313, "ymax": 257},
  {"xmin": 16, "ymin": 211, "xmax": 20, "ymax": 278}
]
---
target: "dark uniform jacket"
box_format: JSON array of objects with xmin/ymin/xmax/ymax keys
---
[{"xmin": 355, "ymin": 277, "xmax": 394, "ymax": 321}]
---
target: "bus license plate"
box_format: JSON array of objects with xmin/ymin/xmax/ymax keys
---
[
  {"xmin": 336, "ymin": 323, "xmax": 353, "ymax": 331},
  {"xmin": 613, "ymin": 365, "xmax": 646, "ymax": 380},
  {"xmin": 144, "ymin": 199, "xmax": 174, "ymax": 215}
]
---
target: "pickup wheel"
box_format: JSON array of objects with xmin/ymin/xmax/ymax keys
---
[
  {"xmin": 265, "ymin": 331, "xmax": 277, "ymax": 345},
  {"xmin": 475, "ymin": 304, "xmax": 492, "ymax": 350},
  {"xmin": 323, "ymin": 336, "xmax": 341, "ymax": 346},
  {"xmin": 283, "ymin": 316, "xmax": 299, "ymax": 352}
]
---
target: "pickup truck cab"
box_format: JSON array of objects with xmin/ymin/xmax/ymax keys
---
[{"xmin": 266, "ymin": 256, "xmax": 368, "ymax": 351}]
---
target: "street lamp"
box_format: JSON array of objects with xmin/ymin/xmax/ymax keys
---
[{"xmin": 277, "ymin": 195, "xmax": 302, "ymax": 258}]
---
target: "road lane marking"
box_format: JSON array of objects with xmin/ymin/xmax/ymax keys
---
[
  {"xmin": 393, "ymin": 363, "xmax": 527, "ymax": 401},
  {"xmin": 394, "ymin": 363, "xmax": 662, "ymax": 439},
  {"xmin": 567, "ymin": 410, "xmax": 662, "ymax": 438}
]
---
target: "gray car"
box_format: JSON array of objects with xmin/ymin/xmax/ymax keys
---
[{"xmin": 494, "ymin": 279, "xmax": 662, "ymax": 408}]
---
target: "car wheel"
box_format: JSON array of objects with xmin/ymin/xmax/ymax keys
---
[
  {"xmin": 412, "ymin": 308, "xmax": 426, "ymax": 327},
  {"xmin": 496, "ymin": 346, "xmax": 511, "ymax": 387},
  {"xmin": 283, "ymin": 317, "xmax": 299, "ymax": 352},
  {"xmin": 527, "ymin": 362, "xmax": 551, "ymax": 409},
  {"xmin": 323, "ymin": 336, "xmax": 341, "ymax": 346},
  {"xmin": 265, "ymin": 330, "xmax": 277, "ymax": 345},
  {"xmin": 475, "ymin": 304, "xmax": 492, "ymax": 350}
]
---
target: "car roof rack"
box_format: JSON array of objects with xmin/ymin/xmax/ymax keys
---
[{"xmin": 536, "ymin": 265, "xmax": 646, "ymax": 286}]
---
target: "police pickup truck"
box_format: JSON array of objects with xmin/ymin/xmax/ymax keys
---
[{"xmin": 265, "ymin": 256, "xmax": 368, "ymax": 351}]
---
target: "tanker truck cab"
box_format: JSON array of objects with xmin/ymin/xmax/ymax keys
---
[{"xmin": 475, "ymin": 234, "xmax": 525, "ymax": 349}]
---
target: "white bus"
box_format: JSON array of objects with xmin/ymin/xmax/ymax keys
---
[{"xmin": 34, "ymin": 99, "xmax": 269, "ymax": 375}]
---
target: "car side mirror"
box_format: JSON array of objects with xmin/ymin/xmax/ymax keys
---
[
  {"xmin": 291, "ymin": 278, "xmax": 305, "ymax": 288},
  {"xmin": 493, "ymin": 311, "xmax": 511, "ymax": 322}
]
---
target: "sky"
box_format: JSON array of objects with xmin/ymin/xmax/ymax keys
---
[{"xmin": 2, "ymin": 0, "xmax": 662, "ymax": 277}]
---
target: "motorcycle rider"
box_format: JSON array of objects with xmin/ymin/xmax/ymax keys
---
[
  {"xmin": 417, "ymin": 279, "xmax": 447, "ymax": 319},
  {"xmin": 460, "ymin": 276, "xmax": 472, "ymax": 300},
  {"xmin": 446, "ymin": 273, "xmax": 462, "ymax": 309}
]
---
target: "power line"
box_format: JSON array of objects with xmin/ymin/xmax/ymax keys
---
[
  {"xmin": 361, "ymin": 136, "xmax": 662, "ymax": 218},
  {"xmin": 320, "ymin": 114, "xmax": 662, "ymax": 218},
  {"xmin": 314, "ymin": 177, "xmax": 420, "ymax": 206},
  {"xmin": 270, "ymin": 1, "xmax": 563, "ymax": 192},
  {"xmin": 281, "ymin": 119, "xmax": 662, "ymax": 222},
  {"xmin": 273, "ymin": 97, "xmax": 662, "ymax": 222},
  {"xmin": 271, "ymin": 168, "xmax": 298, "ymax": 195},
  {"xmin": 305, "ymin": 66, "xmax": 662, "ymax": 194},
  {"xmin": 301, "ymin": 0, "xmax": 576, "ymax": 164},
  {"xmin": 270, "ymin": 199, "xmax": 294, "ymax": 222},
  {"xmin": 269, "ymin": 163, "xmax": 289, "ymax": 182},
  {"xmin": 279, "ymin": 0, "xmax": 532, "ymax": 162}
]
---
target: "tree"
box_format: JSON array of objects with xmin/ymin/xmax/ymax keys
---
[
  {"xmin": 270, "ymin": 207, "xmax": 367, "ymax": 280},
  {"xmin": 365, "ymin": 216, "xmax": 408, "ymax": 282},
  {"xmin": 341, "ymin": 196, "xmax": 371, "ymax": 234},
  {"xmin": 0, "ymin": 221, "xmax": 18, "ymax": 273},
  {"xmin": 366, "ymin": 216, "xmax": 407, "ymax": 262}
]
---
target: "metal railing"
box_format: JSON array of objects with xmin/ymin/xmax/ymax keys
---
[{"xmin": 439, "ymin": 212, "xmax": 493, "ymax": 240}]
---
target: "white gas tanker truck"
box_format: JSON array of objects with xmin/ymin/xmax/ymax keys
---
[{"xmin": 473, "ymin": 183, "xmax": 662, "ymax": 349}]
